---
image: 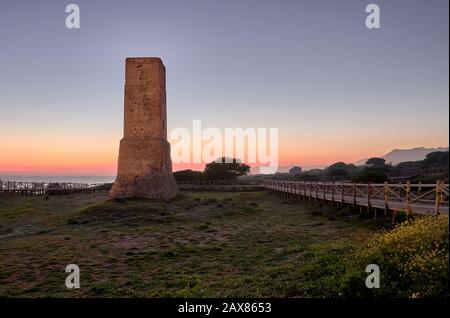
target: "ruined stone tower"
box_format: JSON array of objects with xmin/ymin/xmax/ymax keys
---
[{"xmin": 110, "ymin": 57, "xmax": 178, "ymax": 199}]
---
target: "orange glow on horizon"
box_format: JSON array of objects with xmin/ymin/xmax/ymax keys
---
[{"xmin": 1, "ymin": 132, "xmax": 448, "ymax": 176}]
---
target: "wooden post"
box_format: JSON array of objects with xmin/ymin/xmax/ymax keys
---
[
  {"xmin": 392, "ymin": 210, "xmax": 397, "ymax": 224},
  {"xmin": 367, "ymin": 182, "xmax": 372, "ymax": 213},
  {"xmin": 323, "ymin": 181, "xmax": 326, "ymax": 203},
  {"xmin": 383, "ymin": 181, "xmax": 388, "ymax": 216},
  {"xmin": 406, "ymin": 181, "xmax": 412, "ymax": 217},
  {"xmin": 286, "ymin": 183, "xmax": 290, "ymax": 199},
  {"xmin": 435, "ymin": 180, "xmax": 442, "ymax": 215},
  {"xmin": 308, "ymin": 182, "xmax": 312, "ymax": 201},
  {"xmin": 315, "ymin": 181, "xmax": 318, "ymax": 201},
  {"xmin": 353, "ymin": 183, "xmax": 357, "ymax": 208},
  {"xmin": 331, "ymin": 182, "xmax": 335, "ymax": 206}
]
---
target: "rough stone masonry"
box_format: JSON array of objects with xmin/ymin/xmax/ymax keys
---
[{"xmin": 110, "ymin": 57, "xmax": 178, "ymax": 199}]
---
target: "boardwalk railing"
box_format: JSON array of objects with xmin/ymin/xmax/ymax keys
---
[
  {"xmin": 177, "ymin": 180, "xmax": 260, "ymax": 191},
  {"xmin": 387, "ymin": 167, "xmax": 448, "ymax": 179},
  {"xmin": 2, "ymin": 179, "xmax": 449, "ymax": 216},
  {"xmin": 261, "ymin": 180, "xmax": 449, "ymax": 216},
  {"xmin": 0, "ymin": 181, "xmax": 111, "ymax": 196}
]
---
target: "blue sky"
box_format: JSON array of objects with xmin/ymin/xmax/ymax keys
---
[{"xmin": 0, "ymin": 0, "xmax": 448, "ymax": 174}]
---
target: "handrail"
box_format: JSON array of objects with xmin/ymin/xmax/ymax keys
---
[{"xmin": 260, "ymin": 180, "xmax": 449, "ymax": 216}]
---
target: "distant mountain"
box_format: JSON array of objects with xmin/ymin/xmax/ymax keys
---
[
  {"xmin": 355, "ymin": 147, "xmax": 449, "ymax": 166},
  {"xmin": 249, "ymin": 147, "xmax": 449, "ymax": 175}
]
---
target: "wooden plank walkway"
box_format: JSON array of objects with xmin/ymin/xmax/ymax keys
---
[
  {"xmin": 178, "ymin": 184, "xmax": 260, "ymax": 191},
  {"xmin": 261, "ymin": 180, "xmax": 449, "ymax": 216},
  {"xmin": 2, "ymin": 179, "xmax": 448, "ymax": 217},
  {"xmin": 0, "ymin": 180, "xmax": 110, "ymax": 196},
  {"xmin": 177, "ymin": 180, "xmax": 260, "ymax": 191}
]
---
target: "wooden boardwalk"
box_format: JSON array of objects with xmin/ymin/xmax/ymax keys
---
[
  {"xmin": 177, "ymin": 180, "xmax": 260, "ymax": 191},
  {"xmin": 178, "ymin": 184, "xmax": 260, "ymax": 191},
  {"xmin": 0, "ymin": 180, "xmax": 111, "ymax": 196},
  {"xmin": 2, "ymin": 179, "xmax": 448, "ymax": 217},
  {"xmin": 387, "ymin": 167, "xmax": 448, "ymax": 180},
  {"xmin": 261, "ymin": 180, "xmax": 449, "ymax": 216}
]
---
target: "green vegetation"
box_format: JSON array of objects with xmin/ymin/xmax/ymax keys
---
[
  {"xmin": 172, "ymin": 169, "xmax": 205, "ymax": 181},
  {"xmin": 256, "ymin": 151, "xmax": 448, "ymax": 183},
  {"xmin": 289, "ymin": 166, "xmax": 302, "ymax": 174},
  {"xmin": 174, "ymin": 157, "xmax": 250, "ymax": 181},
  {"xmin": 394, "ymin": 151, "xmax": 449, "ymax": 174},
  {"xmin": 0, "ymin": 191, "xmax": 447, "ymax": 297},
  {"xmin": 300, "ymin": 215, "xmax": 449, "ymax": 297},
  {"xmin": 365, "ymin": 157, "xmax": 386, "ymax": 167},
  {"xmin": 419, "ymin": 151, "xmax": 449, "ymax": 169},
  {"xmin": 204, "ymin": 157, "xmax": 250, "ymax": 180},
  {"xmin": 350, "ymin": 216, "xmax": 449, "ymax": 297},
  {"xmin": 353, "ymin": 167, "xmax": 388, "ymax": 183},
  {"xmin": 327, "ymin": 168, "xmax": 349, "ymax": 178}
]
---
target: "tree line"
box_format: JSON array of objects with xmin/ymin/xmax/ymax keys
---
[
  {"xmin": 283, "ymin": 151, "xmax": 449, "ymax": 183},
  {"xmin": 173, "ymin": 157, "xmax": 250, "ymax": 181},
  {"xmin": 173, "ymin": 151, "xmax": 448, "ymax": 183}
]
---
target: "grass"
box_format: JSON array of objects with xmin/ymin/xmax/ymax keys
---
[{"xmin": 0, "ymin": 190, "xmax": 446, "ymax": 297}]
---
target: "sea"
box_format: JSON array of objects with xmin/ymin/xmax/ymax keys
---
[{"xmin": 0, "ymin": 175, "xmax": 116, "ymax": 184}]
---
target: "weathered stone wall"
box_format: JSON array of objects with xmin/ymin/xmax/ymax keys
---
[{"xmin": 110, "ymin": 58, "xmax": 178, "ymax": 199}]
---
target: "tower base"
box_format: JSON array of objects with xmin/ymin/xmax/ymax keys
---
[{"xmin": 109, "ymin": 137, "xmax": 178, "ymax": 200}]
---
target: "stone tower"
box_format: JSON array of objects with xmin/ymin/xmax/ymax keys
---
[{"xmin": 110, "ymin": 57, "xmax": 178, "ymax": 199}]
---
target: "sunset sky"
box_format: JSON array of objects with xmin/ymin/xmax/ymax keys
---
[{"xmin": 0, "ymin": 0, "xmax": 448, "ymax": 176}]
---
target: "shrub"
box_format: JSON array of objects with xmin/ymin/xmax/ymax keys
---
[
  {"xmin": 173, "ymin": 169, "xmax": 205, "ymax": 181},
  {"xmin": 365, "ymin": 157, "xmax": 386, "ymax": 167},
  {"xmin": 353, "ymin": 168, "xmax": 387, "ymax": 183},
  {"xmin": 343, "ymin": 216, "xmax": 449, "ymax": 297},
  {"xmin": 204, "ymin": 157, "xmax": 250, "ymax": 180},
  {"xmin": 327, "ymin": 168, "xmax": 349, "ymax": 177}
]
